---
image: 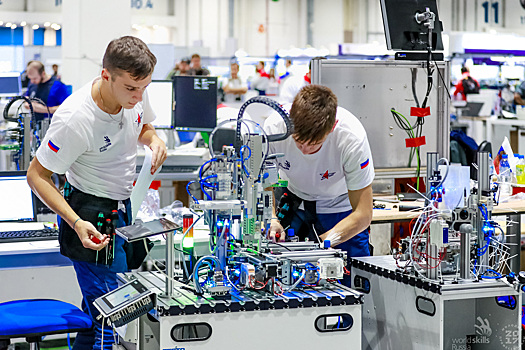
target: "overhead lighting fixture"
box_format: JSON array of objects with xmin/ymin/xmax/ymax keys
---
[
  {"xmin": 44, "ymin": 22, "xmax": 50, "ymax": 27},
  {"xmin": 20, "ymin": 21, "xmax": 26, "ymax": 26},
  {"xmin": 153, "ymin": 25, "xmax": 159, "ymax": 29},
  {"xmin": 32, "ymin": 24, "xmax": 39, "ymax": 30},
  {"xmin": 5, "ymin": 22, "xmax": 12, "ymax": 27},
  {"xmin": 10, "ymin": 24, "xmax": 17, "ymax": 29},
  {"xmin": 0, "ymin": 21, "xmax": 3, "ymax": 26},
  {"xmin": 55, "ymin": 24, "xmax": 61, "ymax": 30}
]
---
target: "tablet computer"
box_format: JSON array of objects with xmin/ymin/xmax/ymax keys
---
[{"xmin": 115, "ymin": 218, "xmax": 180, "ymax": 242}]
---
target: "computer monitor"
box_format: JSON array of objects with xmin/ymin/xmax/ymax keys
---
[
  {"xmin": 173, "ymin": 76, "xmax": 217, "ymax": 132},
  {"xmin": 0, "ymin": 72, "xmax": 22, "ymax": 97},
  {"xmin": 211, "ymin": 128, "xmax": 237, "ymax": 154},
  {"xmin": 147, "ymin": 80, "xmax": 174, "ymax": 129},
  {"xmin": 380, "ymin": 0, "xmax": 444, "ymax": 51},
  {"xmin": 0, "ymin": 171, "xmax": 37, "ymax": 222},
  {"xmin": 463, "ymin": 102, "xmax": 484, "ymax": 117}
]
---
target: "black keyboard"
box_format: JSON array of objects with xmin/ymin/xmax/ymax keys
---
[{"xmin": 0, "ymin": 228, "xmax": 59, "ymax": 243}]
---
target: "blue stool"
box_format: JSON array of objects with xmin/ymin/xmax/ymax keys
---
[{"xmin": 0, "ymin": 299, "xmax": 93, "ymax": 350}]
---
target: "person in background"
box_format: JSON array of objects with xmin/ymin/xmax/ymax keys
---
[
  {"xmin": 453, "ymin": 66, "xmax": 480, "ymax": 101},
  {"xmin": 514, "ymin": 80, "xmax": 525, "ymax": 106},
  {"xmin": 266, "ymin": 68, "xmax": 279, "ymax": 96},
  {"xmin": 280, "ymin": 57, "xmax": 325, "ymax": 104},
  {"xmin": 189, "ymin": 53, "xmax": 210, "ymax": 76},
  {"xmin": 26, "ymin": 36, "xmax": 167, "ymax": 350},
  {"xmin": 51, "ymin": 64, "xmax": 62, "ymax": 81},
  {"xmin": 166, "ymin": 57, "xmax": 191, "ymax": 79},
  {"xmin": 279, "ymin": 59, "xmax": 293, "ymax": 82},
  {"xmin": 265, "ymin": 85, "xmax": 374, "ymax": 287},
  {"xmin": 251, "ymin": 61, "xmax": 270, "ymax": 95},
  {"xmin": 24, "ymin": 60, "xmax": 70, "ymax": 122},
  {"xmin": 223, "ymin": 62, "xmax": 247, "ymax": 102}
]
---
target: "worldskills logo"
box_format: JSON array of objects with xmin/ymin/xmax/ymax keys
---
[
  {"xmin": 136, "ymin": 112, "xmax": 143, "ymax": 127},
  {"xmin": 451, "ymin": 317, "xmax": 492, "ymax": 349},
  {"xmin": 474, "ymin": 317, "xmax": 492, "ymax": 337}
]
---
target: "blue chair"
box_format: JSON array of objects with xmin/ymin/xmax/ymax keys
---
[{"xmin": 0, "ymin": 299, "xmax": 92, "ymax": 350}]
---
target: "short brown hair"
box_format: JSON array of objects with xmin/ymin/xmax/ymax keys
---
[
  {"xmin": 191, "ymin": 53, "xmax": 201, "ymax": 59},
  {"xmin": 103, "ymin": 36, "xmax": 157, "ymax": 80},
  {"xmin": 290, "ymin": 85, "xmax": 337, "ymax": 143},
  {"xmin": 27, "ymin": 61, "xmax": 45, "ymax": 74}
]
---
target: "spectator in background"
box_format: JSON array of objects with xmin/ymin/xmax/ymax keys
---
[
  {"xmin": 279, "ymin": 59, "xmax": 293, "ymax": 82},
  {"xmin": 251, "ymin": 61, "xmax": 270, "ymax": 95},
  {"xmin": 453, "ymin": 66, "xmax": 480, "ymax": 101},
  {"xmin": 223, "ymin": 62, "xmax": 247, "ymax": 102},
  {"xmin": 51, "ymin": 64, "xmax": 61, "ymax": 81},
  {"xmin": 266, "ymin": 68, "xmax": 279, "ymax": 96},
  {"xmin": 166, "ymin": 57, "xmax": 191, "ymax": 79},
  {"xmin": 514, "ymin": 80, "xmax": 525, "ymax": 106},
  {"xmin": 280, "ymin": 57, "xmax": 326, "ymax": 104},
  {"xmin": 24, "ymin": 60, "xmax": 70, "ymax": 122},
  {"xmin": 189, "ymin": 53, "xmax": 210, "ymax": 76}
]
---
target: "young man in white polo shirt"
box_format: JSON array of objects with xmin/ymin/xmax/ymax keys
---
[
  {"xmin": 27, "ymin": 36, "xmax": 167, "ymax": 350},
  {"xmin": 265, "ymin": 84, "xmax": 374, "ymax": 285}
]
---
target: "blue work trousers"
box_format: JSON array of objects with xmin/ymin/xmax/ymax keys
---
[{"xmin": 70, "ymin": 209, "xmax": 129, "ymax": 350}]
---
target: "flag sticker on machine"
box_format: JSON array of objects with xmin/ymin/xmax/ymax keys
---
[
  {"xmin": 48, "ymin": 140, "xmax": 60, "ymax": 153},
  {"xmin": 360, "ymin": 159, "xmax": 369, "ymax": 169}
]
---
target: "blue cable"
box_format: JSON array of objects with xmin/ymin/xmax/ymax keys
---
[
  {"xmin": 186, "ymin": 180, "xmax": 199, "ymax": 203},
  {"xmin": 203, "ymin": 174, "xmax": 218, "ymax": 182},
  {"xmin": 240, "ymin": 145, "xmax": 251, "ymax": 160},
  {"xmin": 305, "ymin": 262, "xmax": 317, "ymax": 270},
  {"xmin": 200, "ymin": 181, "xmax": 213, "ymax": 200},
  {"xmin": 240, "ymin": 145, "xmax": 251, "ymax": 177},
  {"xmin": 478, "ymin": 204, "xmax": 488, "ymax": 220},
  {"xmin": 200, "ymin": 174, "xmax": 218, "ymax": 200},
  {"xmin": 199, "ymin": 158, "xmax": 217, "ymax": 180},
  {"xmin": 481, "ymin": 268, "xmax": 502, "ymax": 279}
]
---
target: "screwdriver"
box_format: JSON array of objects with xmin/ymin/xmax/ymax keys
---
[
  {"xmin": 105, "ymin": 218, "xmax": 112, "ymax": 264},
  {"xmin": 110, "ymin": 210, "xmax": 119, "ymax": 261}
]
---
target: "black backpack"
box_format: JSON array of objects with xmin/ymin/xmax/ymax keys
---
[{"xmin": 462, "ymin": 76, "xmax": 480, "ymax": 94}]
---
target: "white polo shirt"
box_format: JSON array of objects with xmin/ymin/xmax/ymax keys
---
[
  {"xmin": 36, "ymin": 78, "xmax": 155, "ymax": 200},
  {"xmin": 264, "ymin": 105, "xmax": 374, "ymax": 213}
]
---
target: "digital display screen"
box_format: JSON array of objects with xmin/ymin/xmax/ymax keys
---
[
  {"xmin": 0, "ymin": 173, "xmax": 36, "ymax": 222},
  {"xmin": 173, "ymin": 76, "xmax": 217, "ymax": 132},
  {"xmin": 148, "ymin": 81, "xmax": 174, "ymax": 129},
  {"xmin": 116, "ymin": 218, "xmax": 180, "ymax": 242},
  {"xmin": 104, "ymin": 283, "xmax": 140, "ymax": 309},
  {"xmin": 0, "ymin": 73, "xmax": 22, "ymax": 97}
]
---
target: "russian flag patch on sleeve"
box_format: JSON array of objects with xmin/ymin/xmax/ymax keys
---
[
  {"xmin": 360, "ymin": 159, "xmax": 369, "ymax": 169},
  {"xmin": 48, "ymin": 140, "xmax": 60, "ymax": 153}
]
